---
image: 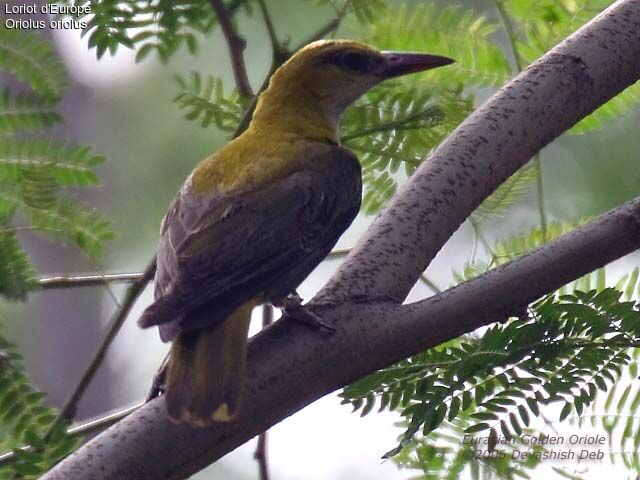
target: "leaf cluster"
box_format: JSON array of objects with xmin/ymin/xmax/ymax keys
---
[
  {"xmin": 342, "ymin": 287, "xmax": 640, "ymax": 477},
  {"xmin": 393, "ymin": 412, "xmax": 546, "ymax": 480},
  {"xmin": 0, "ymin": 333, "xmax": 80, "ymax": 479},
  {"xmin": 0, "ymin": 29, "xmax": 113, "ymax": 301},
  {"xmin": 0, "ymin": 26, "xmax": 68, "ymax": 100},
  {"xmin": 57, "ymin": 0, "xmax": 251, "ymax": 62},
  {"xmin": 173, "ymin": 73, "xmax": 249, "ymax": 131},
  {"xmin": 342, "ymin": 84, "xmax": 473, "ymax": 212}
]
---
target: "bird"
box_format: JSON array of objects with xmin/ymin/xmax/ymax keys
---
[{"xmin": 138, "ymin": 39, "xmax": 454, "ymax": 427}]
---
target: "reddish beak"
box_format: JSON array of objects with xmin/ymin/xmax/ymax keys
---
[{"xmin": 378, "ymin": 51, "xmax": 455, "ymax": 77}]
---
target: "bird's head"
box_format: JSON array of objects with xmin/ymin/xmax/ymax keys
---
[{"xmin": 251, "ymin": 40, "xmax": 454, "ymax": 140}]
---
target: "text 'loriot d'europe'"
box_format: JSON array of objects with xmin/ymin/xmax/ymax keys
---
[{"xmin": 4, "ymin": 3, "xmax": 90, "ymax": 30}]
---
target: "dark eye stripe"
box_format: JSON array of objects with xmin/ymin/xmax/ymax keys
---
[
  {"xmin": 321, "ymin": 50, "xmax": 374, "ymax": 75},
  {"xmin": 341, "ymin": 52, "xmax": 369, "ymax": 74}
]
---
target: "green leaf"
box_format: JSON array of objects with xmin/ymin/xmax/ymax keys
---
[
  {"xmin": 465, "ymin": 423, "xmax": 490, "ymax": 434},
  {"xmin": 471, "ymin": 164, "xmax": 537, "ymax": 224},
  {"xmin": 0, "ymin": 89, "xmax": 62, "ymax": 133},
  {"xmin": 0, "ymin": 139, "xmax": 105, "ymax": 186},
  {"xmin": 173, "ymin": 72, "xmax": 248, "ymax": 132},
  {"xmin": 363, "ymin": 3, "xmax": 511, "ymax": 88},
  {"xmin": 0, "ymin": 230, "xmax": 36, "ymax": 301},
  {"xmin": 343, "ymin": 83, "xmax": 473, "ymax": 213},
  {"xmin": 0, "ymin": 26, "xmax": 68, "ymax": 98}
]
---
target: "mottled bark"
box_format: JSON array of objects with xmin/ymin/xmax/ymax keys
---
[
  {"xmin": 42, "ymin": 0, "xmax": 640, "ymax": 478},
  {"xmin": 316, "ymin": 0, "xmax": 640, "ymax": 303}
]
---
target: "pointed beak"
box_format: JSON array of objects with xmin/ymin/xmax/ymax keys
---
[{"xmin": 377, "ymin": 51, "xmax": 455, "ymax": 78}]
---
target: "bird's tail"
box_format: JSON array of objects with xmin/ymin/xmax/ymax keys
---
[{"xmin": 164, "ymin": 302, "xmax": 254, "ymax": 426}]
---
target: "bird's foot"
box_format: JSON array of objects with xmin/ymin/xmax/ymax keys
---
[
  {"xmin": 278, "ymin": 293, "xmax": 336, "ymax": 333},
  {"xmin": 146, "ymin": 354, "xmax": 169, "ymax": 401}
]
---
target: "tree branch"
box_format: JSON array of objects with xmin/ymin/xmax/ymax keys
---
[
  {"xmin": 41, "ymin": 195, "xmax": 640, "ymax": 480},
  {"xmin": 315, "ymin": 0, "xmax": 640, "ymax": 304},
  {"xmin": 209, "ymin": 0, "xmax": 253, "ymax": 97},
  {"xmin": 40, "ymin": 1, "xmax": 640, "ymax": 478},
  {"xmin": 37, "ymin": 272, "xmax": 143, "ymax": 289},
  {"xmin": 257, "ymin": 0, "xmax": 285, "ymax": 63},
  {"xmin": 34, "ymin": 248, "xmax": 352, "ymax": 291},
  {"xmin": 299, "ymin": 18, "xmax": 340, "ymax": 45}
]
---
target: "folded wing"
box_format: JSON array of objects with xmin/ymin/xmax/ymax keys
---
[{"xmin": 138, "ymin": 145, "xmax": 361, "ymax": 341}]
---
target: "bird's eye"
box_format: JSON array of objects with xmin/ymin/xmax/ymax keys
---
[{"xmin": 340, "ymin": 51, "xmax": 370, "ymax": 74}]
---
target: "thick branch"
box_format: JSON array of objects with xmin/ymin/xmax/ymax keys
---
[
  {"xmin": 41, "ymin": 196, "xmax": 640, "ymax": 480},
  {"xmin": 209, "ymin": 0, "xmax": 253, "ymax": 97},
  {"xmin": 315, "ymin": 0, "xmax": 640, "ymax": 304}
]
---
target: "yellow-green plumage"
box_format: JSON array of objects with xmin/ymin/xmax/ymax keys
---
[{"xmin": 138, "ymin": 39, "xmax": 454, "ymax": 426}]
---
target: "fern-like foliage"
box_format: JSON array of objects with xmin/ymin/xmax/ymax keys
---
[
  {"xmin": 0, "ymin": 332, "xmax": 81, "ymax": 479},
  {"xmin": 393, "ymin": 413, "xmax": 548, "ymax": 480},
  {"xmin": 0, "ymin": 26, "xmax": 68, "ymax": 99},
  {"xmin": 57, "ymin": 0, "xmax": 251, "ymax": 62},
  {"xmin": 554, "ymin": 269, "xmax": 640, "ymax": 473},
  {"xmin": 0, "ymin": 229, "xmax": 36, "ymax": 301},
  {"xmin": 470, "ymin": 164, "xmax": 537, "ymax": 225},
  {"xmin": 0, "ymin": 89, "xmax": 62, "ymax": 134},
  {"xmin": 0, "ymin": 29, "xmax": 113, "ymax": 301},
  {"xmin": 342, "ymin": 84, "xmax": 474, "ymax": 212},
  {"xmin": 0, "ymin": 140, "xmax": 105, "ymax": 186},
  {"xmin": 455, "ymin": 221, "xmax": 587, "ymax": 285},
  {"xmin": 0, "ymin": 23, "xmax": 112, "ymax": 477},
  {"xmin": 342, "ymin": 288, "xmax": 640, "ymax": 472},
  {"xmin": 173, "ymin": 73, "xmax": 248, "ymax": 131},
  {"xmin": 363, "ymin": 3, "xmax": 511, "ymax": 88},
  {"xmin": 0, "ymin": 185, "xmax": 114, "ymax": 262}
]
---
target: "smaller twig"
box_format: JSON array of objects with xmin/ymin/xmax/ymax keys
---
[
  {"xmin": 35, "ymin": 248, "xmax": 352, "ymax": 292},
  {"xmin": 295, "ymin": 0, "xmax": 351, "ymax": 48},
  {"xmin": 494, "ymin": 0, "xmax": 548, "ymax": 239},
  {"xmin": 419, "ymin": 275, "xmax": 442, "ymax": 294},
  {"xmin": 0, "ymin": 402, "xmax": 142, "ymax": 467},
  {"xmin": 533, "ymin": 153, "xmax": 548, "ymax": 239},
  {"xmin": 298, "ymin": 18, "xmax": 340, "ymax": 46},
  {"xmin": 209, "ymin": 0, "xmax": 253, "ymax": 97},
  {"xmin": 37, "ymin": 272, "xmax": 143, "ymax": 289},
  {"xmin": 232, "ymin": 13, "xmax": 344, "ymax": 137},
  {"xmin": 494, "ymin": 0, "xmax": 525, "ymax": 71},
  {"xmin": 327, "ymin": 247, "xmax": 351, "ymax": 258},
  {"xmin": 44, "ymin": 258, "xmax": 157, "ymax": 439},
  {"xmin": 255, "ymin": 304, "xmax": 274, "ymax": 480},
  {"xmin": 340, "ymin": 107, "xmax": 441, "ymax": 142},
  {"xmin": 255, "ymin": 430, "xmax": 271, "ymax": 480},
  {"xmin": 540, "ymin": 411, "xmax": 560, "ymax": 435},
  {"xmin": 257, "ymin": 0, "xmax": 287, "ymax": 62}
]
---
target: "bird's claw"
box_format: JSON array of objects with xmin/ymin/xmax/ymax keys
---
[{"xmin": 146, "ymin": 354, "xmax": 169, "ymax": 401}]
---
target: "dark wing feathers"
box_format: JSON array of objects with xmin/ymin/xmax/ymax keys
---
[{"xmin": 138, "ymin": 145, "xmax": 361, "ymax": 341}]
